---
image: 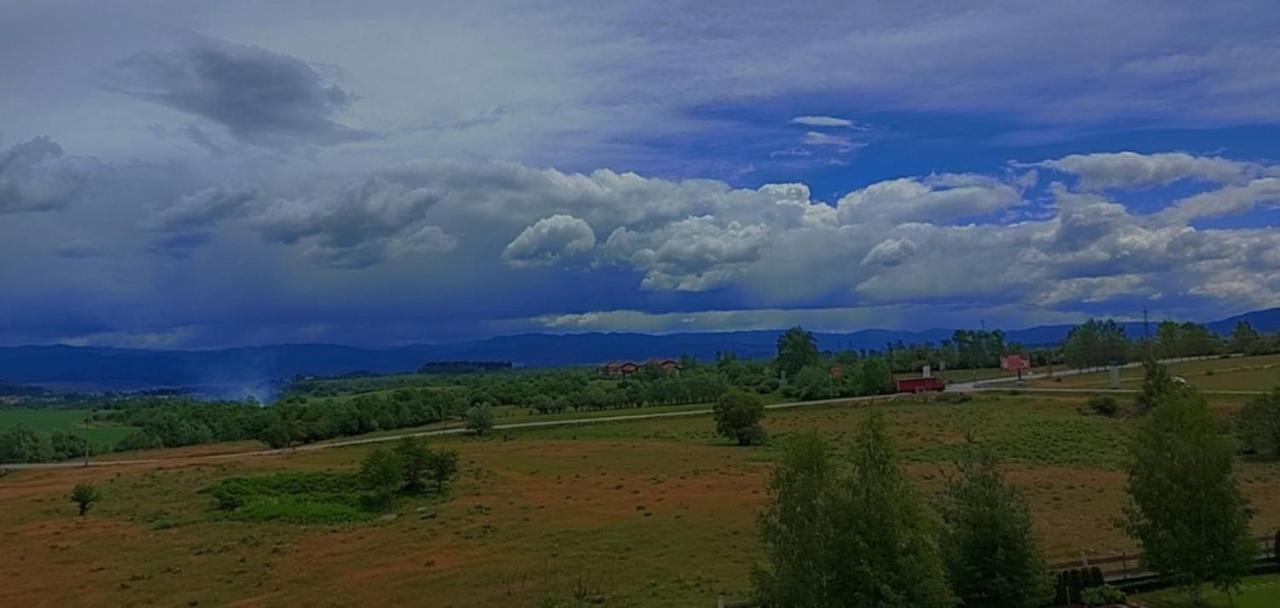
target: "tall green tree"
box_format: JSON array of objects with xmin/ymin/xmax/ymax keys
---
[
  {"xmin": 753, "ymin": 432, "xmax": 837, "ymax": 606},
  {"xmin": 1230, "ymin": 321, "xmax": 1262, "ymax": 355},
  {"xmin": 776, "ymin": 326, "xmax": 820, "ymax": 379},
  {"xmin": 1121, "ymin": 389, "xmax": 1256, "ymax": 603},
  {"xmin": 940, "ymin": 444, "xmax": 1050, "ymax": 608},
  {"xmin": 754, "ymin": 415, "xmax": 952, "ymax": 607}
]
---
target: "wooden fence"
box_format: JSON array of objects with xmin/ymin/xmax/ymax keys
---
[
  {"xmin": 716, "ymin": 532, "xmax": 1279, "ymax": 606},
  {"xmin": 1047, "ymin": 533, "xmax": 1277, "ymax": 586}
]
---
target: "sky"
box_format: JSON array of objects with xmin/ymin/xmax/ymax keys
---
[{"xmin": 3, "ymin": 0, "xmax": 1280, "ymax": 349}]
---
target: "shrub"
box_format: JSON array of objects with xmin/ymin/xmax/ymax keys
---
[
  {"xmin": 937, "ymin": 392, "xmax": 971, "ymax": 404},
  {"xmin": 202, "ymin": 472, "xmax": 377, "ymax": 523},
  {"xmin": 1087, "ymin": 395, "xmax": 1119, "ymax": 417},
  {"xmin": 1080, "ymin": 584, "xmax": 1125, "ymax": 606},
  {"xmin": 1054, "ymin": 567, "xmax": 1106, "ymax": 605},
  {"xmin": 71, "ymin": 482, "xmax": 100, "ymax": 516}
]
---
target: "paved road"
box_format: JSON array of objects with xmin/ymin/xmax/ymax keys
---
[
  {"xmin": 1, "ymin": 393, "xmax": 904, "ymax": 472},
  {"xmin": 946, "ymin": 354, "xmax": 1236, "ymax": 392}
]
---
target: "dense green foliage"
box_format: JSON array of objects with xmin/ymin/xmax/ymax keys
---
[
  {"xmin": 204, "ymin": 472, "xmax": 378, "ymax": 523},
  {"xmin": 1156, "ymin": 320, "xmax": 1223, "ymax": 359},
  {"xmin": 465, "ymin": 403, "xmax": 495, "ymax": 435},
  {"xmin": 206, "ymin": 438, "xmax": 460, "ymax": 524},
  {"xmin": 1063, "ymin": 319, "xmax": 1130, "ymax": 369},
  {"xmin": 1122, "ymin": 382, "xmax": 1256, "ymax": 602},
  {"xmin": 776, "ymin": 326, "xmax": 821, "ymax": 379},
  {"xmin": 0, "ymin": 424, "xmax": 93, "ymax": 463},
  {"xmin": 1237, "ymin": 388, "xmax": 1280, "ymax": 459},
  {"xmin": 754, "ymin": 416, "xmax": 952, "ymax": 607},
  {"xmin": 1230, "ymin": 321, "xmax": 1266, "ymax": 356},
  {"xmin": 939, "ymin": 444, "xmax": 1050, "ymax": 608},
  {"xmin": 1135, "ymin": 358, "xmax": 1189, "ymax": 412},
  {"xmin": 712, "ymin": 389, "xmax": 766, "ymax": 446}
]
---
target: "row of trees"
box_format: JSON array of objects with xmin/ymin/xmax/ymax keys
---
[
  {"xmin": 753, "ymin": 363, "xmax": 1260, "ymax": 606},
  {"xmin": 753, "ymin": 416, "xmax": 1043, "ymax": 607},
  {"xmin": 0, "ymin": 426, "xmax": 91, "ymax": 463},
  {"xmin": 1062, "ymin": 319, "xmax": 1278, "ymax": 369}
]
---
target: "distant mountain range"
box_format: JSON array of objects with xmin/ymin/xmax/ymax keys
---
[{"xmin": 2, "ymin": 307, "xmax": 1277, "ymax": 394}]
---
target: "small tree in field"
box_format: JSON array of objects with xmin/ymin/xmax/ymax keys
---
[
  {"xmin": 940, "ymin": 443, "xmax": 1050, "ymax": 608},
  {"xmin": 394, "ymin": 437, "xmax": 433, "ymax": 491},
  {"xmin": 359, "ymin": 446, "xmax": 405, "ymax": 493},
  {"xmin": 71, "ymin": 482, "xmax": 100, "ymax": 516},
  {"xmin": 465, "ymin": 403, "xmax": 494, "ymax": 435},
  {"xmin": 1122, "ymin": 389, "xmax": 1256, "ymax": 603},
  {"xmin": 427, "ymin": 448, "xmax": 460, "ymax": 491},
  {"xmin": 714, "ymin": 389, "xmax": 766, "ymax": 446}
]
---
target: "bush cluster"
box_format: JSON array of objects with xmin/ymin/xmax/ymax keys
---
[
  {"xmin": 1053, "ymin": 566, "xmax": 1104, "ymax": 605},
  {"xmin": 203, "ymin": 438, "xmax": 460, "ymax": 524}
]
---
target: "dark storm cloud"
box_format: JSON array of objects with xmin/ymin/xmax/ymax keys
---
[
  {"xmin": 107, "ymin": 38, "xmax": 374, "ymax": 148},
  {"xmin": 143, "ymin": 186, "xmax": 258, "ymax": 257},
  {"xmin": 0, "ymin": 136, "xmax": 103, "ymax": 214},
  {"xmin": 254, "ymin": 176, "xmax": 456, "ymax": 269}
]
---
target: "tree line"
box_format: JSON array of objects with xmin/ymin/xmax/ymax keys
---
[{"xmin": 750, "ymin": 362, "xmax": 1260, "ymax": 607}]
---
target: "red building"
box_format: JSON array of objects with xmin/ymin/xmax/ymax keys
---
[
  {"xmin": 894, "ymin": 376, "xmax": 945, "ymax": 393},
  {"xmin": 643, "ymin": 358, "xmax": 681, "ymax": 374},
  {"xmin": 599, "ymin": 361, "xmax": 640, "ymax": 377},
  {"xmin": 599, "ymin": 359, "xmax": 682, "ymax": 377}
]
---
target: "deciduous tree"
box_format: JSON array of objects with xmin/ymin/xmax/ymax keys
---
[
  {"xmin": 776, "ymin": 326, "xmax": 820, "ymax": 379},
  {"xmin": 1122, "ymin": 389, "xmax": 1256, "ymax": 603},
  {"xmin": 713, "ymin": 389, "xmax": 766, "ymax": 446}
]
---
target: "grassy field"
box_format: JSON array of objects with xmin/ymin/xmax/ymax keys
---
[
  {"xmin": 1137, "ymin": 574, "xmax": 1280, "ymax": 607},
  {"xmin": 0, "ymin": 408, "xmax": 137, "ymax": 448},
  {"xmin": 5, "ymin": 392, "xmax": 1280, "ymax": 607},
  {"xmin": 1028, "ymin": 353, "xmax": 1280, "ymax": 391}
]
